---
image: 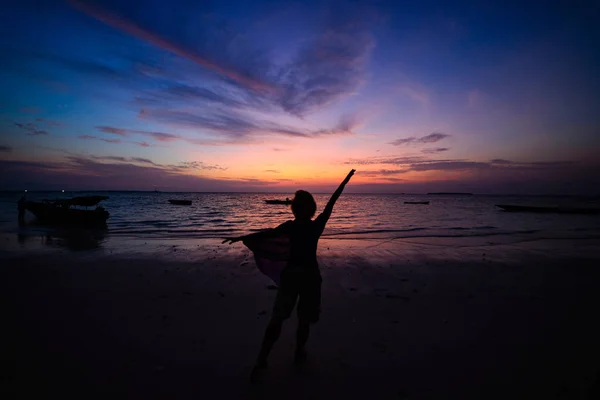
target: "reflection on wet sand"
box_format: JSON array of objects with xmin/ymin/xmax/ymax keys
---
[{"xmin": 17, "ymin": 227, "xmax": 107, "ymax": 251}]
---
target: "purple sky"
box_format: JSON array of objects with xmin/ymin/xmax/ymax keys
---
[{"xmin": 1, "ymin": 0, "xmax": 599, "ymax": 194}]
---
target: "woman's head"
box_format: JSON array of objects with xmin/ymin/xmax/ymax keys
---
[{"xmin": 291, "ymin": 190, "xmax": 316, "ymax": 220}]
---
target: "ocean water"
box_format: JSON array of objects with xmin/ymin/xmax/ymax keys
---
[{"xmin": 1, "ymin": 192, "xmax": 599, "ymax": 248}]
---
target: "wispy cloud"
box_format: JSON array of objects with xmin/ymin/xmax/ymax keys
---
[
  {"xmin": 0, "ymin": 145, "xmax": 12, "ymax": 153},
  {"xmin": 67, "ymin": 0, "xmax": 273, "ymax": 92},
  {"xmin": 29, "ymin": 130, "xmax": 49, "ymax": 136},
  {"xmin": 66, "ymin": 0, "xmax": 375, "ymax": 121},
  {"xmin": 346, "ymin": 155, "xmax": 579, "ymax": 174},
  {"xmin": 409, "ymin": 161, "xmax": 490, "ymax": 172},
  {"xmin": 86, "ymin": 155, "xmax": 225, "ymax": 172},
  {"xmin": 276, "ymin": 15, "xmax": 375, "ymax": 116},
  {"xmin": 78, "ymin": 135, "xmax": 121, "ymax": 144},
  {"xmin": 138, "ymin": 109, "xmax": 358, "ymax": 142},
  {"xmin": 358, "ymin": 169, "xmax": 409, "ymax": 176},
  {"xmin": 97, "ymin": 126, "xmax": 180, "ymax": 142},
  {"xmin": 169, "ymin": 161, "xmax": 227, "ymax": 171},
  {"xmin": 35, "ymin": 118, "xmax": 62, "ymax": 127},
  {"xmin": 422, "ymin": 147, "xmax": 449, "ymax": 154},
  {"xmin": 91, "ymin": 155, "xmax": 159, "ymax": 165},
  {"xmin": 14, "ymin": 122, "xmax": 50, "ymax": 136},
  {"xmin": 345, "ymin": 156, "xmax": 430, "ymax": 165},
  {"xmin": 389, "ymin": 132, "xmax": 450, "ymax": 146},
  {"xmin": 97, "ymin": 126, "xmax": 127, "ymax": 136},
  {"xmin": 264, "ymin": 169, "xmax": 280, "ymax": 173}
]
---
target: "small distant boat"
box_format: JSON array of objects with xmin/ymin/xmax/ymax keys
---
[
  {"xmin": 496, "ymin": 204, "xmax": 600, "ymax": 215},
  {"xmin": 168, "ymin": 199, "xmax": 192, "ymax": 206},
  {"xmin": 23, "ymin": 195, "xmax": 110, "ymax": 226},
  {"xmin": 405, "ymin": 201, "xmax": 430, "ymax": 205},
  {"xmin": 265, "ymin": 199, "xmax": 291, "ymax": 205}
]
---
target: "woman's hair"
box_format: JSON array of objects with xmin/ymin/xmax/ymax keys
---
[{"xmin": 291, "ymin": 190, "xmax": 317, "ymax": 220}]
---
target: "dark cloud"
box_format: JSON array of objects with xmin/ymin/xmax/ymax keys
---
[
  {"xmin": 35, "ymin": 118, "xmax": 62, "ymax": 127},
  {"xmin": 78, "ymin": 136, "xmax": 121, "ymax": 144},
  {"xmin": 15, "ymin": 122, "xmax": 50, "ymax": 136},
  {"xmin": 96, "ymin": 126, "xmax": 180, "ymax": 142},
  {"xmin": 422, "ymin": 147, "xmax": 449, "ymax": 154},
  {"xmin": 346, "ymin": 155, "xmax": 585, "ymax": 177},
  {"xmin": 131, "ymin": 157, "xmax": 156, "ymax": 165},
  {"xmin": 97, "ymin": 126, "xmax": 127, "ymax": 136},
  {"xmin": 358, "ymin": 169, "xmax": 409, "ymax": 176},
  {"xmin": 409, "ymin": 161, "xmax": 491, "ymax": 172},
  {"xmin": 0, "ymin": 154, "xmax": 265, "ymax": 191},
  {"xmin": 14, "ymin": 122, "xmax": 36, "ymax": 131},
  {"xmin": 92, "ymin": 155, "xmax": 127, "ymax": 162},
  {"xmin": 138, "ymin": 109, "xmax": 358, "ymax": 142},
  {"xmin": 171, "ymin": 161, "xmax": 227, "ymax": 171},
  {"xmin": 0, "ymin": 145, "xmax": 12, "ymax": 153},
  {"xmin": 489, "ymin": 159, "xmax": 576, "ymax": 168},
  {"xmin": 91, "ymin": 156, "xmax": 160, "ymax": 166},
  {"xmin": 389, "ymin": 132, "xmax": 451, "ymax": 146},
  {"xmin": 135, "ymin": 130, "xmax": 180, "ymax": 142},
  {"xmin": 420, "ymin": 133, "xmax": 450, "ymax": 143},
  {"xmin": 344, "ymin": 156, "xmax": 429, "ymax": 166},
  {"xmin": 490, "ymin": 158, "xmax": 512, "ymax": 165},
  {"xmin": 80, "ymin": 135, "xmax": 157, "ymax": 147},
  {"xmin": 29, "ymin": 130, "xmax": 49, "ymax": 136},
  {"xmin": 88, "ymin": 156, "xmax": 225, "ymax": 171},
  {"xmin": 380, "ymin": 177, "xmax": 406, "ymax": 182}
]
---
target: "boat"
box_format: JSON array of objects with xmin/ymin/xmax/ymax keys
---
[
  {"xmin": 405, "ymin": 201, "xmax": 430, "ymax": 205},
  {"xmin": 23, "ymin": 196, "xmax": 110, "ymax": 226},
  {"xmin": 168, "ymin": 199, "xmax": 192, "ymax": 205},
  {"xmin": 265, "ymin": 199, "xmax": 291, "ymax": 205},
  {"xmin": 496, "ymin": 204, "xmax": 600, "ymax": 215}
]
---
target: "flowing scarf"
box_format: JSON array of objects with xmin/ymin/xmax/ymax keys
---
[{"xmin": 242, "ymin": 235, "xmax": 290, "ymax": 285}]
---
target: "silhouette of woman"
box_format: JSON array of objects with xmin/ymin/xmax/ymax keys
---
[{"xmin": 223, "ymin": 169, "xmax": 355, "ymax": 379}]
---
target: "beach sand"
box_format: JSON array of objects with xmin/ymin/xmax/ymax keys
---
[{"xmin": 2, "ymin": 237, "xmax": 599, "ymax": 399}]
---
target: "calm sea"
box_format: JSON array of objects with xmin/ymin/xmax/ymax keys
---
[{"xmin": 1, "ymin": 192, "xmax": 599, "ymax": 246}]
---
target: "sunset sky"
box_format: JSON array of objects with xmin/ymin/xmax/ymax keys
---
[{"xmin": 1, "ymin": 0, "xmax": 599, "ymax": 193}]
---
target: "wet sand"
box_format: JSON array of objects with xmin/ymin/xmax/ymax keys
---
[{"xmin": 1, "ymin": 238, "xmax": 599, "ymax": 399}]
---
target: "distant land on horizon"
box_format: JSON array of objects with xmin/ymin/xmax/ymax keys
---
[{"xmin": 2, "ymin": 190, "xmax": 600, "ymax": 198}]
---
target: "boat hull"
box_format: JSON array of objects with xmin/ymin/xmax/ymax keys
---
[
  {"xmin": 25, "ymin": 201, "xmax": 110, "ymax": 226},
  {"xmin": 168, "ymin": 200, "xmax": 192, "ymax": 205}
]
